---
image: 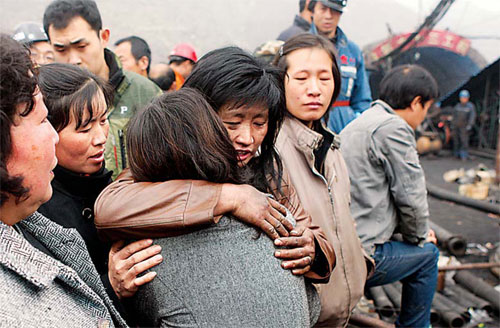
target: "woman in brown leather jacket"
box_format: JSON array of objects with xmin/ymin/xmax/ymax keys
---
[
  {"xmin": 273, "ymin": 34, "xmax": 373, "ymax": 327},
  {"xmin": 95, "ymin": 47, "xmax": 334, "ymax": 284},
  {"xmin": 123, "ymin": 87, "xmax": 319, "ymax": 327}
]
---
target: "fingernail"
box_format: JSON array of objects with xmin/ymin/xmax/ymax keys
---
[
  {"xmin": 154, "ymin": 245, "xmax": 162, "ymax": 252},
  {"xmin": 290, "ymin": 230, "xmax": 298, "ymax": 235},
  {"xmin": 275, "ymin": 251, "xmax": 281, "ymax": 257},
  {"xmin": 147, "ymin": 239, "xmax": 153, "ymax": 244},
  {"xmin": 274, "ymin": 239, "xmax": 283, "ymax": 246}
]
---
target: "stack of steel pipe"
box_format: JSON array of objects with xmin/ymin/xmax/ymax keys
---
[
  {"xmin": 378, "ymin": 282, "xmax": 440, "ymax": 324},
  {"xmin": 369, "ymin": 286, "xmax": 395, "ymax": 318},
  {"xmin": 447, "ymin": 283, "xmax": 494, "ymax": 314},
  {"xmin": 429, "ymin": 221, "xmax": 467, "ymax": 256},
  {"xmin": 382, "ymin": 283, "xmax": 401, "ymax": 310},
  {"xmin": 432, "ymin": 292, "xmax": 467, "ymax": 327},
  {"xmin": 453, "ymin": 270, "xmax": 500, "ymax": 315}
]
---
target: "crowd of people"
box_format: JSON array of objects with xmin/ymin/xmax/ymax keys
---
[{"xmin": 1, "ymin": 0, "xmax": 443, "ymax": 327}]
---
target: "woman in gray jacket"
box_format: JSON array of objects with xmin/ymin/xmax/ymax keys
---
[{"xmin": 124, "ymin": 88, "xmax": 319, "ymax": 327}]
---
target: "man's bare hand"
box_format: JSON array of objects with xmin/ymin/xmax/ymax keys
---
[
  {"xmin": 108, "ymin": 239, "xmax": 163, "ymax": 299},
  {"xmin": 274, "ymin": 225, "xmax": 316, "ymax": 275},
  {"xmin": 427, "ymin": 229, "xmax": 437, "ymax": 245},
  {"xmin": 217, "ymin": 184, "xmax": 293, "ymax": 240}
]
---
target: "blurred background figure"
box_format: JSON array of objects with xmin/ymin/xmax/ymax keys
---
[
  {"xmin": 277, "ymin": 0, "xmax": 313, "ymax": 41},
  {"xmin": 168, "ymin": 42, "xmax": 197, "ymax": 89},
  {"xmin": 43, "ymin": 0, "xmax": 161, "ymax": 179},
  {"xmin": 452, "ymin": 89, "xmax": 476, "ymax": 160},
  {"xmin": 114, "ymin": 35, "xmax": 151, "ymax": 78},
  {"xmin": 150, "ymin": 66, "xmax": 177, "ymax": 92},
  {"xmin": 254, "ymin": 40, "xmax": 284, "ymax": 64},
  {"xmin": 12, "ymin": 22, "xmax": 54, "ymax": 66},
  {"xmin": 149, "ymin": 62, "xmax": 169, "ymax": 79},
  {"xmin": 308, "ymin": 0, "xmax": 372, "ymax": 134}
]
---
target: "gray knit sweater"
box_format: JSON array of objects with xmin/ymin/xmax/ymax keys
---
[{"xmin": 130, "ymin": 215, "xmax": 320, "ymax": 327}]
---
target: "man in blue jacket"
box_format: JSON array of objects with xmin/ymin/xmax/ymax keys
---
[{"xmin": 308, "ymin": 0, "xmax": 372, "ymax": 133}]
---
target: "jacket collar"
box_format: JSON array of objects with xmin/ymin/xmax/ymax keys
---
[
  {"xmin": 104, "ymin": 48, "xmax": 127, "ymax": 92},
  {"xmin": 52, "ymin": 165, "xmax": 112, "ymax": 199},
  {"xmin": 293, "ymin": 15, "xmax": 311, "ymax": 31},
  {"xmin": 0, "ymin": 221, "xmax": 62, "ymax": 289},
  {"xmin": 283, "ymin": 116, "xmax": 340, "ymax": 152},
  {"xmin": 309, "ymin": 24, "xmax": 347, "ymax": 47},
  {"xmin": 333, "ymin": 26, "xmax": 348, "ymax": 47},
  {"xmin": 372, "ymin": 99, "xmax": 397, "ymax": 115},
  {"xmin": 372, "ymin": 99, "xmax": 415, "ymax": 133}
]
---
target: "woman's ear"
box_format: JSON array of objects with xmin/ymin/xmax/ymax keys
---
[{"xmin": 410, "ymin": 95, "xmax": 423, "ymax": 112}]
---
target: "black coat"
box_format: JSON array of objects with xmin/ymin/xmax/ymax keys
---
[{"xmin": 38, "ymin": 165, "xmax": 113, "ymax": 275}]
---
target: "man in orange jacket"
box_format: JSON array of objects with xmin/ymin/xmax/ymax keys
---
[{"xmin": 168, "ymin": 43, "xmax": 197, "ymax": 90}]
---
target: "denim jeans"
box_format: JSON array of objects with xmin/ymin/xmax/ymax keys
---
[{"xmin": 366, "ymin": 241, "xmax": 439, "ymax": 328}]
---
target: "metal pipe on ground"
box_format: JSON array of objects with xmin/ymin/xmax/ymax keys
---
[
  {"xmin": 369, "ymin": 286, "xmax": 395, "ymax": 318},
  {"xmin": 429, "ymin": 221, "xmax": 467, "ymax": 256},
  {"xmin": 447, "ymin": 283, "xmax": 494, "ymax": 314},
  {"xmin": 439, "ymin": 262, "xmax": 500, "ymax": 271},
  {"xmin": 468, "ymin": 149, "xmax": 496, "ymax": 160},
  {"xmin": 434, "ymin": 292, "xmax": 471, "ymax": 322},
  {"xmin": 432, "ymin": 293, "xmax": 467, "ymax": 327},
  {"xmin": 382, "ymin": 283, "xmax": 401, "ymax": 310},
  {"xmin": 348, "ymin": 313, "xmax": 395, "ymax": 328},
  {"xmin": 453, "ymin": 270, "xmax": 500, "ymax": 314},
  {"xmin": 381, "ymin": 282, "xmax": 441, "ymax": 324},
  {"xmin": 427, "ymin": 183, "xmax": 500, "ymax": 215}
]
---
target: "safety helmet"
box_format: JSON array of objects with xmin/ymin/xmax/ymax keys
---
[
  {"xmin": 12, "ymin": 22, "xmax": 49, "ymax": 45},
  {"xmin": 309, "ymin": 0, "xmax": 347, "ymax": 13},
  {"xmin": 169, "ymin": 43, "xmax": 198, "ymax": 63},
  {"xmin": 459, "ymin": 90, "xmax": 470, "ymax": 98}
]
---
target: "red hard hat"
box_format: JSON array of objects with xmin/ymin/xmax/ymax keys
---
[{"xmin": 169, "ymin": 43, "xmax": 197, "ymax": 62}]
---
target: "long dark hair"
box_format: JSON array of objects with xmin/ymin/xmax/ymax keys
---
[
  {"xmin": 127, "ymin": 88, "xmax": 243, "ymax": 184},
  {"xmin": 273, "ymin": 33, "xmax": 341, "ymax": 128},
  {"xmin": 38, "ymin": 63, "xmax": 113, "ymax": 132},
  {"xmin": 183, "ymin": 46, "xmax": 284, "ymax": 196}
]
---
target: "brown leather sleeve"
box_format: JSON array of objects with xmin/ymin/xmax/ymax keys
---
[
  {"xmin": 94, "ymin": 169, "xmax": 222, "ymax": 242},
  {"xmin": 276, "ymin": 170, "xmax": 336, "ymax": 283}
]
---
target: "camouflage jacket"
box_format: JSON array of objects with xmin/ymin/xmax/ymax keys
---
[{"xmin": 104, "ymin": 49, "xmax": 162, "ymax": 180}]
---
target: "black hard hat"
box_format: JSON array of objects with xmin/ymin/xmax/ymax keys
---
[
  {"xmin": 310, "ymin": 0, "xmax": 347, "ymax": 13},
  {"xmin": 12, "ymin": 22, "xmax": 49, "ymax": 45}
]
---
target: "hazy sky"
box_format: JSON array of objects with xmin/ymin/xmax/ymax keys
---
[{"xmin": 1, "ymin": 0, "xmax": 498, "ymax": 64}]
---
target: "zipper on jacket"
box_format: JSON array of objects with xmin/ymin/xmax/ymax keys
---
[
  {"xmin": 118, "ymin": 129, "xmax": 127, "ymax": 169},
  {"xmin": 311, "ymin": 164, "xmax": 353, "ymax": 326},
  {"xmin": 111, "ymin": 134, "xmax": 119, "ymax": 170}
]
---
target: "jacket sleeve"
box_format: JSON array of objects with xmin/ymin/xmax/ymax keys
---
[
  {"xmin": 349, "ymin": 43, "xmax": 372, "ymax": 115},
  {"xmin": 276, "ymin": 169, "xmax": 335, "ymax": 283},
  {"xmin": 377, "ymin": 123, "xmax": 429, "ymax": 246},
  {"xmin": 94, "ymin": 169, "xmax": 222, "ymax": 242}
]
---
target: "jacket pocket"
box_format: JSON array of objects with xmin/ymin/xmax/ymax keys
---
[{"xmin": 340, "ymin": 65, "xmax": 357, "ymax": 98}]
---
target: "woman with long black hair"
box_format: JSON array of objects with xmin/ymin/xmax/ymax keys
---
[{"xmin": 121, "ymin": 88, "xmax": 318, "ymax": 327}]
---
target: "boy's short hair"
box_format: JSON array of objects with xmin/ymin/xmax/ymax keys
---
[{"xmin": 379, "ymin": 64, "xmax": 439, "ymax": 109}]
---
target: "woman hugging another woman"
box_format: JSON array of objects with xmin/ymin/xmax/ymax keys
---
[{"xmin": 95, "ymin": 46, "xmax": 335, "ymax": 327}]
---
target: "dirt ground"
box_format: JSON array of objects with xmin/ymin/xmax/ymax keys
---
[{"xmin": 420, "ymin": 151, "xmax": 499, "ymax": 285}]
